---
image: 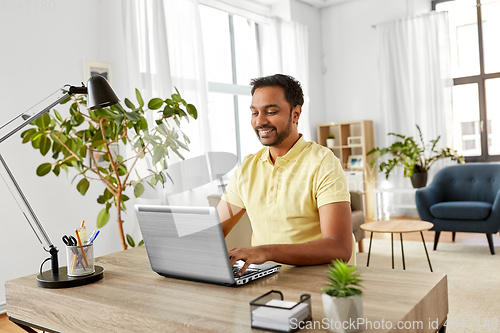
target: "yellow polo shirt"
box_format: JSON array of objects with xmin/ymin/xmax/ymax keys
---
[{"xmin": 222, "ymin": 135, "xmax": 350, "ymax": 246}]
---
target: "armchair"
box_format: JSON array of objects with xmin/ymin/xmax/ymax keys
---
[{"xmin": 415, "ymin": 164, "xmax": 500, "ymax": 254}]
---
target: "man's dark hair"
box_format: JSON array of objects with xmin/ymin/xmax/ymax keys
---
[{"xmin": 250, "ymin": 74, "xmax": 304, "ymax": 108}]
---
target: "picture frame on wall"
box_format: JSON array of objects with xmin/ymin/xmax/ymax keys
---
[
  {"xmin": 347, "ymin": 155, "xmax": 364, "ymax": 169},
  {"xmin": 84, "ymin": 60, "xmax": 112, "ymax": 83}
]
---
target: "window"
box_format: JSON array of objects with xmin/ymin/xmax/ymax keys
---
[
  {"xmin": 434, "ymin": 0, "xmax": 500, "ymax": 161},
  {"xmin": 199, "ymin": 5, "xmax": 263, "ymax": 162}
]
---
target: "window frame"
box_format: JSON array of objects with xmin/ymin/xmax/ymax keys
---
[
  {"xmin": 201, "ymin": 4, "xmax": 262, "ymax": 162},
  {"xmin": 433, "ymin": 0, "xmax": 500, "ymax": 162}
]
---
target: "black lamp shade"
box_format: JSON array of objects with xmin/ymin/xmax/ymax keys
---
[{"xmin": 87, "ymin": 75, "xmax": 120, "ymax": 110}]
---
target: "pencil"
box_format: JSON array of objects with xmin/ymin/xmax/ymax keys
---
[
  {"xmin": 75, "ymin": 229, "xmax": 89, "ymax": 267},
  {"xmin": 71, "ymin": 254, "xmax": 77, "ymax": 274},
  {"xmin": 81, "ymin": 220, "xmax": 85, "ymax": 228}
]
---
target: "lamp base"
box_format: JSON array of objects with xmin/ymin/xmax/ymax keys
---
[{"xmin": 36, "ymin": 265, "xmax": 104, "ymax": 289}]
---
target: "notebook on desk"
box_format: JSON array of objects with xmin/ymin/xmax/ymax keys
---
[{"xmin": 134, "ymin": 205, "xmax": 281, "ymax": 286}]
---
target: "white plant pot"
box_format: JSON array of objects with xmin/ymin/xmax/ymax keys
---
[
  {"xmin": 326, "ymin": 138, "xmax": 335, "ymax": 148},
  {"xmin": 322, "ymin": 294, "xmax": 363, "ymax": 333}
]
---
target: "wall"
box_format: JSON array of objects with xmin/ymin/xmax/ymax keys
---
[
  {"xmin": 0, "ymin": 0, "xmax": 131, "ymax": 308},
  {"xmin": 320, "ymin": 0, "xmax": 431, "ymax": 145},
  {"xmin": 290, "ymin": 0, "xmax": 326, "ymax": 141}
]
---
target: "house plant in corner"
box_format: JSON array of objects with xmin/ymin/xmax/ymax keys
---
[
  {"xmin": 321, "ymin": 259, "xmax": 363, "ymax": 333},
  {"xmin": 20, "ymin": 86, "xmax": 197, "ymax": 250},
  {"xmin": 367, "ymin": 125, "xmax": 465, "ymax": 188}
]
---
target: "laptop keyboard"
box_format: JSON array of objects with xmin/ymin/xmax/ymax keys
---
[{"xmin": 232, "ymin": 266, "xmax": 260, "ymax": 278}]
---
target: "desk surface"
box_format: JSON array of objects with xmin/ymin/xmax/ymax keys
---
[{"xmin": 6, "ymin": 247, "xmax": 448, "ymax": 333}]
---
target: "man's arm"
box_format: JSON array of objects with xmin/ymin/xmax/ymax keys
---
[
  {"xmin": 216, "ymin": 199, "xmax": 246, "ymax": 237},
  {"xmin": 228, "ymin": 201, "xmax": 352, "ymax": 276}
]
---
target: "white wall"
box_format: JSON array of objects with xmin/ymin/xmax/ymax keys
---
[
  {"xmin": 291, "ymin": 0, "xmax": 326, "ymax": 141},
  {"xmin": 321, "ymin": 0, "xmax": 431, "ymax": 145},
  {"xmin": 0, "ymin": 0, "xmax": 131, "ymax": 306}
]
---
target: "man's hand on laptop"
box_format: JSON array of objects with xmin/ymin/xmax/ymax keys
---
[{"xmin": 229, "ymin": 246, "xmax": 269, "ymax": 276}]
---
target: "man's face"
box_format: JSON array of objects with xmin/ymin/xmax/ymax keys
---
[{"xmin": 250, "ymin": 86, "xmax": 294, "ymax": 147}]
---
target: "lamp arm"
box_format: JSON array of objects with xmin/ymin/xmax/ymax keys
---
[
  {"xmin": 0, "ymin": 86, "xmax": 86, "ymax": 277},
  {"xmin": 0, "ymin": 92, "xmax": 71, "ymax": 144}
]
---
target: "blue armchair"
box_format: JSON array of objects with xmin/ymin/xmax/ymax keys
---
[{"xmin": 416, "ymin": 164, "xmax": 500, "ymax": 255}]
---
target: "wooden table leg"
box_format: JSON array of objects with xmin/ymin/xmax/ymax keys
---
[
  {"xmin": 366, "ymin": 232, "xmax": 373, "ymax": 267},
  {"xmin": 421, "ymin": 231, "xmax": 433, "ymax": 272},
  {"xmin": 391, "ymin": 232, "xmax": 394, "ymax": 269},
  {"xmin": 400, "ymin": 233, "xmax": 405, "ymax": 270}
]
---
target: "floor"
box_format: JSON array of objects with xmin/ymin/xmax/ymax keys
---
[{"xmin": 2, "ymin": 217, "xmax": 498, "ymax": 333}]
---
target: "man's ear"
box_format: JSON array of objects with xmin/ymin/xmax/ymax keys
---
[{"xmin": 293, "ymin": 105, "xmax": 302, "ymax": 124}]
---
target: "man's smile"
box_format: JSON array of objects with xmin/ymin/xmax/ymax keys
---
[{"xmin": 257, "ymin": 128, "xmax": 275, "ymax": 137}]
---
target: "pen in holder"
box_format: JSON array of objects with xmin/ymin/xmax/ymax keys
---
[
  {"xmin": 66, "ymin": 243, "xmax": 95, "ymax": 277},
  {"xmin": 250, "ymin": 290, "xmax": 312, "ymax": 332}
]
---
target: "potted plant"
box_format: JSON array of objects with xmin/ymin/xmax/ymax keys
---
[
  {"xmin": 321, "ymin": 259, "xmax": 363, "ymax": 333},
  {"xmin": 367, "ymin": 125, "xmax": 465, "ymax": 188},
  {"xmin": 20, "ymin": 87, "xmax": 197, "ymax": 250},
  {"xmin": 326, "ymin": 134, "xmax": 335, "ymax": 148}
]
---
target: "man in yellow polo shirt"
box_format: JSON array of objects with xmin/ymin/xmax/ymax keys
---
[{"xmin": 217, "ymin": 74, "xmax": 352, "ymax": 276}]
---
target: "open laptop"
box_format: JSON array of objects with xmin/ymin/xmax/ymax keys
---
[{"xmin": 134, "ymin": 205, "xmax": 281, "ymax": 286}]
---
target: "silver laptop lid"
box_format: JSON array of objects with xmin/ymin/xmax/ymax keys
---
[{"xmin": 135, "ymin": 205, "xmax": 235, "ymax": 285}]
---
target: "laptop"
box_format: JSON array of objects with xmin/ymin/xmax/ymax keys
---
[{"xmin": 134, "ymin": 204, "xmax": 281, "ymax": 286}]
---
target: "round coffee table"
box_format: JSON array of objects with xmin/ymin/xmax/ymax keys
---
[{"xmin": 360, "ymin": 220, "xmax": 434, "ymax": 272}]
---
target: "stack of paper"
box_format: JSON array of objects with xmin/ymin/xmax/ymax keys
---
[{"xmin": 252, "ymin": 299, "xmax": 309, "ymax": 332}]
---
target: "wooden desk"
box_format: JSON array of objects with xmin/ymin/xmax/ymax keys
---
[{"xmin": 6, "ymin": 247, "xmax": 448, "ymax": 333}]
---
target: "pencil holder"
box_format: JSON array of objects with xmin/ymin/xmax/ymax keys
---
[
  {"xmin": 250, "ymin": 290, "xmax": 312, "ymax": 332},
  {"xmin": 66, "ymin": 243, "xmax": 95, "ymax": 277}
]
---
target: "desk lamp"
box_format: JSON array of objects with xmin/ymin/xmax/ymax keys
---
[{"xmin": 0, "ymin": 75, "xmax": 119, "ymax": 288}]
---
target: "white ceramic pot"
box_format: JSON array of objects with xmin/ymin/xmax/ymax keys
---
[
  {"xmin": 326, "ymin": 138, "xmax": 335, "ymax": 148},
  {"xmin": 321, "ymin": 294, "xmax": 363, "ymax": 333}
]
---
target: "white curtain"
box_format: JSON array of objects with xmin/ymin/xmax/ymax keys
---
[
  {"xmin": 378, "ymin": 11, "xmax": 453, "ymax": 149},
  {"xmin": 123, "ymin": 0, "xmax": 214, "ymax": 208},
  {"xmin": 376, "ymin": 11, "xmax": 453, "ymax": 193},
  {"xmin": 259, "ymin": 18, "xmax": 312, "ymax": 141}
]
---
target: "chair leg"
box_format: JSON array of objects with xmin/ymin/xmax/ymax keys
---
[
  {"xmin": 452, "ymin": 232, "xmax": 456, "ymax": 242},
  {"xmin": 486, "ymin": 234, "xmax": 495, "ymax": 255},
  {"xmin": 433, "ymin": 231, "xmax": 441, "ymax": 251},
  {"xmin": 358, "ymin": 240, "xmax": 364, "ymax": 253}
]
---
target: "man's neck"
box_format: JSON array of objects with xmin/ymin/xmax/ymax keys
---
[{"xmin": 268, "ymin": 132, "xmax": 301, "ymax": 164}]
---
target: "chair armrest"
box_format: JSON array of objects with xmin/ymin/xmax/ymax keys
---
[
  {"xmin": 415, "ymin": 186, "xmax": 442, "ymax": 222},
  {"xmin": 350, "ymin": 191, "xmax": 363, "ymax": 212},
  {"xmin": 486, "ymin": 190, "xmax": 500, "ymax": 232}
]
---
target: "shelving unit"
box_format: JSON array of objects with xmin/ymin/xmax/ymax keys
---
[{"xmin": 317, "ymin": 120, "xmax": 376, "ymax": 218}]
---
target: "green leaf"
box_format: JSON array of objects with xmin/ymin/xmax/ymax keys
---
[
  {"xmin": 76, "ymin": 178, "xmax": 90, "ymax": 195},
  {"xmin": 163, "ymin": 105, "xmax": 176, "ymax": 117},
  {"xmin": 125, "ymin": 98, "xmax": 136, "ymax": 110},
  {"xmin": 39, "ymin": 135, "xmax": 51, "ymax": 156},
  {"xmin": 136, "ymin": 88, "xmax": 144, "ymax": 108},
  {"xmin": 148, "ymin": 98, "xmax": 164, "ymax": 110},
  {"xmin": 53, "ymin": 110, "xmax": 63, "ymax": 122},
  {"xmin": 35, "ymin": 113, "xmax": 51, "ymax": 129},
  {"xmin": 139, "ymin": 117, "xmax": 148, "ymax": 131},
  {"xmin": 125, "ymin": 111, "xmax": 141, "ymax": 122},
  {"xmin": 52, "ymin": 164, "xmax": 61, "ymax": 176},
  {"xmin": 134, "ymin": 182, "xmax": 145, "ymax": 198},
  {"xmin": 186, "ymin": 104, "xmax": 198, "ymax": 119},
  {"xmin": 122, "ymin": 194, "xmax": 130, "ymax": 202},
  {"xmin": 36, "ymin": 163, "xmax": 52, "ymax": 176},
  {"xmin": 172, "ymin": 93, "xmax": 182, "ymax": 103},
  {"xmin": 152, "ymin": 146, "xmax": 165, "ymax": 166},
  {"xmin": 138, "ymin": 240, "xmax": 144, "ymax": 246},
  {"xmin": 96, "ymin": 207, "xmax": 110, "ymax": 228},
  {"xmin": 126, "ymin": 234, "xmax": 135, "ymax": 247},
  {"xmin": 21, "ymin": 128, "xmax": 37, "ymax": 144}
]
